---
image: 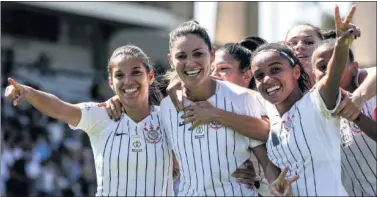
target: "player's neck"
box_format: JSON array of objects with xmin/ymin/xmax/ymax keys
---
[
  {"xmin": 275, "ymin": 88, "xmax": 304, "ymax": 116},
  {"xmin": 183, "ymin": 78, "xmax": 216, "ymax": 102},
  {"xmin": 123, "ymin": 101, "xmax": 151, "ymax": 123},
  {"xmin": 344, "ymin": 83, "xmax": 357, "ymax": 93}
]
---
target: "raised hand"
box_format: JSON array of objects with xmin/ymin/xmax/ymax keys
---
[
  {"xmin": 269, "ymin": 166, "xmax": 299, "ymax": 196},
  {"xmin": 334, "ymin": 5, "xmax": 360, "ymax": 46},
  {"xmin": 4, "ymin": 77, "xmax": 30, "ymax": 106}
]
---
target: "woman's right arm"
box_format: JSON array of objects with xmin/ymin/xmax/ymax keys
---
[
  {"xmin": 5, "ymin": 77, "xmax": 81, "ymax": 127},
  {"xmin": 317, "ymin": 6, "xmax": 359, "ymax": 110}
]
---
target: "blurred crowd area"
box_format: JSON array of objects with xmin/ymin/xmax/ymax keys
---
[
  {"xmin": 1, "ymin": 48, "xmax": 99, "ymax": 196},
  {"xmin": 1, "ymin": 47, "xmax": 169, "ymax": 196}
]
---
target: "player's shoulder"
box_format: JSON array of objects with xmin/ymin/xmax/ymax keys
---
[
  {"xmin": 76, "ymin": 102, "xmax": 106, "ymax": 113},
  {"xmin": 160, "ymin": 96, "xmax": 173, "ymax": 108},
  {"xmin": 217, "ymin": 80, "xmax": 252, "ymax": 97},
  {"xmin": 159, "ymin": 96, "xmax": 178, "ymax": 115}
]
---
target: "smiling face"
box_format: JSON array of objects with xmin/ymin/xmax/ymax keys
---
[
  {"xmin": 168, "ymin": 34, "xmax": 214, "ymax": 89},
  {"xmin": 286, "ymin": 25, "xmax": 322, "ymax": 74},
  {"xmin": 108, "ymin": 55, "xmax": 154, "ymax": 108},
  {"xmin": 211, "ymin": 50, "xmax": 246, "ymax": 87},
  {"xmin": 251, "ymin": 51, "xmax": 301, "ymax": 105},
  {"xmin": 312, "ymin": 45, "xmax": 357, "ymax": 90}
]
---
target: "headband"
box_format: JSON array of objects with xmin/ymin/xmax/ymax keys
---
[{"xmin": 258, "ymin": 49, "xmax": 296, "ymax": 66}]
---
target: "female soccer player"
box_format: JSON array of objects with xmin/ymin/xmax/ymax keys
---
[
  {"xmin": 285, "ymin": 23, "xmax": 324, "ymax": 86},
  {"xmin": 102, "ymin": 43, "xmax": 272, "ymax": 195},
  {"xmin": 312, "ymin": 38, "xmax": 376, "ymax": 196},
  {"xmin": 4, "ymin": 45, "xmax": 175, "ymax": 196},
  {"xmin": 159, "ymin": 20, "xmax": 297, "ymax": 196},
  {"xmin": 249, "ymin": 5, "xmax": 360, "ymax": 196}
]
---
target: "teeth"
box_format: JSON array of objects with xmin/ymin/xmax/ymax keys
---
[
  {"xmin": 124, "ymin": 88, "xmax": 137, "ymax": 93},
  {"xmin": 266, "ymin": 85, "xmax": 280, "ymax": 93},
  {"xmin": 185, "ymin": 70, "xmax": 200, "ymax": 76}
]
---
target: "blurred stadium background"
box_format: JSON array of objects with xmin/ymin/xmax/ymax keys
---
[{"xmin": 1, "ymin": 1, "xmax": 375, "ymax": 196}]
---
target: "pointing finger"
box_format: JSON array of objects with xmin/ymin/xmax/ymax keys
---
[{"xmin": 8, "ymin": 77, "xmax": 22, "ymax": 90}]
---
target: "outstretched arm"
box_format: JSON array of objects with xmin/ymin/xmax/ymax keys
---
[
  {"xmin": 317, "ymin": 5, "xmax": 360, "ymax": 110},
  {"xmin": 4, "ymin": 77, "xmax": 81, "ymax": 126}
]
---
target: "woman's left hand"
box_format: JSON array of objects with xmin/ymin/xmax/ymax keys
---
[
  {"xmin": 181, "ymin": 101, "xmax": 218, "ymax": 130},
  {"xmin": 333, "ymin": 89, "xmax": 362, "ymax": 121}
]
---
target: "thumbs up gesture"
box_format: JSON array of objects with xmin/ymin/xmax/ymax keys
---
[
  {"xmin": 4, "ymin": 77, "xmax": 31, "ymax": 106},
  {"xmin": 269, "ymin": 166, "xmax": 299, "ymax": 196}
]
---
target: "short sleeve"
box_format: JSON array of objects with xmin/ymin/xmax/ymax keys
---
[
  {"xmin": 68, "ymin": 102, "xmax": 112, "ymax": 136},
  {"xmin": 239, "ymin": 91, "xmax": 266, "ymax": 148},
  {"xmin": 242, "ymin": 91, "xmax": 266, "ymax": 118},
  {"xmin": 310, "ymin": 87, "xmax": 341, "ymax": 120}
]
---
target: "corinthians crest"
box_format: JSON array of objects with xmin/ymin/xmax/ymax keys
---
[
  {"xmin": 144, "ymin": 122, "xmax": 162, "ymax": 144},
  {"xmin": 209, "ymin": 120, "xmax": 222, "ymax": 130},
  {"xmin": 282, "ymin": 113, "xmax": 294, "ymax": 132}
]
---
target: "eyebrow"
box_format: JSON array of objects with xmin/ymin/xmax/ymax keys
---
[
  {"xmin": 132, "ymin": 66, "xmax": 142, "ymax": 69},
  {"xmin": 289, "ymin": 36, "xmax": 314, "ymax": 40},
  {"xmin": 193, "ymin": 47, "xmax": 202, "ymax": 52},
  {"xmin": 267, "ymin": 61, "xmax": 281, "ymax": 67},
  {"xmin": 214, "ymin": 61, "xmax": 230, "ymax": 65},
  {"xmin": 176, "ymin": 47, "xmax": 203, "ymax": 54}
]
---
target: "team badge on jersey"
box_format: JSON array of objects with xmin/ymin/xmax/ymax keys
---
[
  {"xmin": 282, "ymin": 113, "xmax": 294, "ymax": 132},
  {"xmin": 144, "ymin": 123, "xmax": 162, "ymax": 144},
  {"xmin": 131, "ymin": 135, "xmax": 144, "ymax": 152},
  {"xmin": 194, "ymin": 125, "xmax": 205, "ymax": 139},
  {"xmin": 209, "ymin": 121, "xmax": 222, "ymax": 130},
  {"xmin": 349, "ymin": 122, "xmax": 363, "ymax": 134}
]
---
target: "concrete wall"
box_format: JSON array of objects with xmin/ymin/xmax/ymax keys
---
[
  {"xmin": 214, "ymin": 2, "xmax": 259, "ymax": 45},
  {"xmin": 352, "ymin": 2, "xmax": 376, "ymax": 68}
]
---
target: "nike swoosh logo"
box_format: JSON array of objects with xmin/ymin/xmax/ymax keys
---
[{"xmin": 115, "ymin": 133, "xmax": 128, "ymax": 136}]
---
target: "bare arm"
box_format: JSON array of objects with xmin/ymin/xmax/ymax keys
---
[
  {"xmin": 353, "ymin": 113, "xmax": 377, "ymax": 142},
  {"xmin": 213, "ymin": 109, "xmax": 269, "ymax": 141},
  {"xmin": 182, "ymin": 101, "xmax": 269, "ymax": 141},
  {"xmin": 5, "ymin": 78, "xmax": 81, "ymax": 126},
  {"xmin": 353, "ymin": 69, "xmax": 376, "ymax": 103},
  {"xmin": 318, "ymin": 6, "xmax": 359, "ymax": 110},
  {"xmin": 252, "ymin": 145, "xmax": 281, "ymax": 183},
  {"xmin": 172, "ymin": 152, "xmax": 180, "ymax": 180},
  {"xmin": 317, "ymin": 41, "xmax": 351, "ymax": 109}
]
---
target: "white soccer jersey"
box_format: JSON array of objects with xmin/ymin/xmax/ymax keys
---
[
  {"xmin": 266, "ymin": 88, "xmax": 348, "ymax": 196},
  {"xmin": 69, "ymin": 103, "xmax": 173, "ymax": 196},
  {"xmin": 341, "ymin": 95, "xmax": 377, "ymax": 196},
  {"xmin": 160, "ymin": 80, "xmax": 265, "ymax": 196}
]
